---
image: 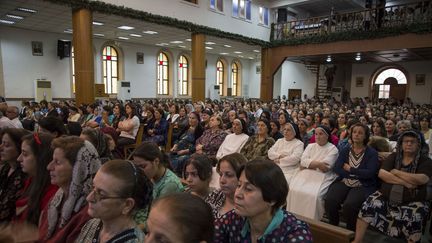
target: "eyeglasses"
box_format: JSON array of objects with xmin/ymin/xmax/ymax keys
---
[{"xmin": 89, "ymin": 187, "xmax": 127, "ymax": 202}]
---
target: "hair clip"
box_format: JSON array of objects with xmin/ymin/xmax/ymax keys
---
[{"xmin": 34, "ymin": 132, "xmax": 42, "ymax": 145}]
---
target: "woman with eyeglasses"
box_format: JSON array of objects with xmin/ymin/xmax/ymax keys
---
[
  {"xmin": 76, "ymin": 160, "xmax": 153, "ymax": 243},
  {"xmin": 38, "ymin": 136, "xmax": 101, "ymax": 243}
]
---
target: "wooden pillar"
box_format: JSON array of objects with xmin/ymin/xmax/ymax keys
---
[
  {"xmin": 72, "ymin": 8, "xmax": 94, "ymax": 105},
  {"xmin": 191, "ymin": 33, "xmax": 206, "ymax": 102},
  {"xmin": 260, "ymin": 47, "xmax": 273, "ymax": 102}
]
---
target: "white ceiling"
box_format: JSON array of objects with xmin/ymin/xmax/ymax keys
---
[{"xmin": 0, "ymin": 0, "xmax": 262, "ymax": 60}]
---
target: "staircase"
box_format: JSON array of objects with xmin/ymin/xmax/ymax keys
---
[{"xmin": 317, "ymin": 76, "xmax": 332, "ymax": 99}]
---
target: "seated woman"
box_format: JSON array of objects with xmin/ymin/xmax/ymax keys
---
[
  {"xmin": 80, "ymin": 128, "xmax": 113, "ymax": 164},
  {"xmin": 269, "ymin": 120, "xmax": 284, "ymax": 141},
  {"xmin": 38, "ymin": 136, "xmax": 101, "ymax": 243},
  {"xmin": 82, "ymin": 104, "xmax": 101, "ymax": 128},
  {"xmin": 76, "ymin": 160, "xmax": 153, "ymax": 242},
  {"xmin": 170, "ymin": 112, "xmax": 203, "ymax": 175},
  {"xmin": 268, "ymin": 122, "xmax": 304, "ymax": 184},
  {"xmin": 216, "ymin": 119, "xmax": 249, "ymax": 160},
  {"xmin": 214, "ymin": 159, "xmax": 312, "ymax": 242},
  {"xmin": 240, "ymin": 119, "xmax": 275, "ymax": 160},
  {"xmin": 146, "ymin": 193, "xmax": 214, "ymax": 243},
  {"xmin": 171, "ymin": 106, "xmax": 188, "ymax": 143},
  {"xmin": 324, "ymin": 123, "xmax": 380, "ymax": 231},
  {"xmin": 309, "ymin": 117, "xmax": 339, "ymax": 146},
  {"xmin": 352, "ymin": 130, "xmax": 432, "ymax": 243},
  {"xmin": 132, "ymin": 142, "xmax": 184, "ymax": 224},
  {"xmin": 0, "ymin": 128, "xmax": 31, "ymax": 223},
  {"xmin": 298, "ymin": 118, "xmax": 312, "ymax": 148},
  {"xmin": 116, "ymin": 103, "xmax": 140, "ymax": 155},
  {"xmin": 195, "ymin": 115, "xmax": 227, "ymax": 157},
  {"xmin": 371, "ymin": 119, "xmax": 387, "ymax": 137},
  {"xmin": 15, "ymin": 132, "xmax": 58, "ymax": 225},
  {"xmin": 184, "ymin": 154, "xmax": 214, "ymax": 200},
  {"xmin": 144, "ymin": 108, "xmax": 168, "ymax": 146},
  {"xmin": 110, "ymin": 103, "xmax": 126, "ymax": 130},
  {"xmin": 206, "ymin": 153, "xmax": 247, "ymax": 219},
  {"xmin": 287, "ymin": 125, "xmax": 339, "ymax": 220}
]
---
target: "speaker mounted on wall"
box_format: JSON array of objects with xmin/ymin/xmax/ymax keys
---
[{"xmin": 57, "ymin": 40, "xmax": 71, "ymax": 59}]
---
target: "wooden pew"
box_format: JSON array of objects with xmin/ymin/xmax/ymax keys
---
[{"xmin": 295, "ymin": 214, "xmax": 355, "ymax": 243}]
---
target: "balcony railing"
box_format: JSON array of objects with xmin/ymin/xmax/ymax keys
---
[{"xmin": 272, "ymin": 1, "xmax": 432, "ymax": 41}]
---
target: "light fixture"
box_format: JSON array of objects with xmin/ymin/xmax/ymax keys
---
[
  {"xmin": 170, "ymin": 41, "xmax": 183, "ymax": 44},
  {"xmin": 6, "ymin": 14, "xmax": 24, "ymax": 20},
  {"xmin": 238, "ymin": 55, "xmax": 244, "ymax": 58},
  {"xmin": 234, "ymin": 51, "xmax": 242, "ymax": 54},
  {"xmin": 355, "ymin": 53, "xmax": 361, "ymax": 61},
  {"xmin": 156, "ymin": 43, "xmax": 169, "ymax": 46},
  {"xmin": 185, "ymin": 38, "xmax": 192, "ymax": 42},
  {"xmin": 0, "ymin": 19, "xmax": 15, "ymax": 24},
  {"xmin": 253, "ymin": 49, "xmax": 260, "ymax": 53},
  {"xmin": 117, "ymin": 25, "xmax": 135, "ymax": 30},
  {"xmin": 205, "ymin": 41, "xmax": 216, "ymax": 45},
  {"xmin": 220, "ymin": 52, "xmax": 229, "ymax": 55},
  {"xmin": 92, "ymin": 21, "xmax": 104, "ymax": 26},
  {"xmin": 248, "ymin": 57, "xmax": 254, "ymax": 59},
  {"xmin": 179, "ymin": 45, "xmax": 186, "ymax": 48},
  {"xmin": 205, "ymin": 46, "xmax": 213, "ymax": 50},
  {"xmin": 326, "ymin": 55, "xmax": 332, "ymax": 62},
  {"xmin": 130, "ymin": 34, "xmax": 142, "ymax": 37},
  {"xmin": 143, "ymin": 30, "xmax": 158, "ymax": 34},
  {"xmin": 16, "ymin": 7, "xmax": 37, "ymax": 13},
  {"xmin": 118, "ymin": 37, "xmax": 129, "ymax": 40},
  {"xmin": 94, "ymin": 33, "xmax": 105, "ymax": 37},
  {"xmin": 64, "ymin": 28, "xmax": 73, "ymax": 33},
  {"xmin": 224, "ymin": 44, "xmax": 232, "ymax": 48}
]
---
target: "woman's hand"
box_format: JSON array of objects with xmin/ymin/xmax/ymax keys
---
[
  {"xmin": 318, "ymin": 162, "xmax": 331, "ymax": 172},
  {"xmin": 343, "ymin": 163, "xmax": 351, "ymax": 172},
  {"xmin": 177, "ymin": 149, "xmax": 189, "ymax": 155}
]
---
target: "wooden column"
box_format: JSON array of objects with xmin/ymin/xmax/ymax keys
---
[
  {"xmin": 191, "ymin": 33, "xmax": 206, "ymax": 102},
  {"xmin": 72, "ymin": 8, "xmax": 94, "ymax": 105},
  {"xmin": 260, "ymin": 47, "xmax": 273, "ymax": 102}
]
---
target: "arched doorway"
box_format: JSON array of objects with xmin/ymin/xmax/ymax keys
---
[{"xmin": 372, "ymin": 67, "xmax": 408, "ymax": 102}]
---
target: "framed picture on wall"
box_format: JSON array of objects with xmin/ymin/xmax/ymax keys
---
[
  {"xmin": 136, "ymin": 52, "xmax": 144, "ymax": 64},
  {"xmin": 256, "ymin": 65, "xmax": 261, "ymax": 74},
  {"xmin": 356, "ymin": 77, "xmax": 364, "ymax": 87},
  {"xmin": 416, "ymin": 74, "xmax": 425, "ymax": 85},
  {"xmin": 32, "ymin": 41, "xmax": 43, "ymax": 56}
]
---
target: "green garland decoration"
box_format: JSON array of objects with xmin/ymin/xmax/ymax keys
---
[{"xmin": 42, "ymin": 0, "xmax": 271, "ymax": 47}]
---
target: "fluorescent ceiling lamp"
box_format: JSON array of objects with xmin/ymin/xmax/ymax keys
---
[
  {"xmin": 205, "ymin": 46, "xmax": 213, "ymax": 50},
  {"xmin": 64, "ymin": 28, "xmax": 73, "ymax": 33},
  {"xmin": 205, "ymin": 41, "xmax": 216, "ymax": 45},
  {"xmin": 253, "ymin": 49, "xmax": 260, "ymax": 53},
  {"xmin": 130, "ymin": 34, "xmax": 142, "ymax": 37},
  {"xmin": 93, "ymin": 21, "xmax": 104, "ymax": 26},
  {"xmin": 238, "ymin": 55, "xmax": 244, "ymax": 58},
  {"xmin": 16, "ymin": 7, "xmax": 37, "ymax": 13},
  {"xmin": 94, "ymin": 33, "xmax": 105, "ymax": 37},
  {"xmin": 220, "ymin": 52, "xmax": 229, "ymax": 55},
  {"xmin": 6, "ymin": 14, "xmax": 24, "ymax": 20},
  {"xmin": 179, "ymin": 45, "xmax": 186, "ymax": 48},
  {"xmin": 185, "ymin": 39, "xmax": 192, "ymax": 42},
  {"xmin": 117, "ymin": 25, "xmax": 134, "ymax": 30},
  {"xmin": 224, "ymin": 44, "xmax": 232, "ymax": 48},
  {"xmin": 0, "ymin": 19, "xmax": 15, "ymax": 24},
  {"xmin": 118, "ymin": 37, "xmax": 129, "ymax": 40},
  {"xmin": 170, "ymin": 41, "xmax": 183, "ymax": 44},
  {"xmin": 234, "ymin": 51, "xmax": 242, "ymax": 54},
  {"xmin": 248, "ymin": 57, "xmax": 254, "ymax": 59},
  {"xmin": 143, "ymin": 30, "xmax": 158, "ymax": 34}
]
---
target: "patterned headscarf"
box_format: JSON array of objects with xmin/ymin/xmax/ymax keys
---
[
  {"xmin": 394, "ymin": 130, "xmax": 421, "ymax": 173},
  {"xmin": 46, "ymin": 141, "xmax": 101, "ymax": 239}
]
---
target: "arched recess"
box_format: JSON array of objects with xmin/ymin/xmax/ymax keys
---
[
  {"xmin": 100, "ymin": 41, "xmax": 124, "ymax": 94},
  {"xmin": 370, "ymin": 65, "xmax": 409, "ymax": 102},
  {"xmin": 156, "ymin": 49, "xmax": 174, "ymax": 97},
  {"xmin": 231, "ymin": 59, "xmax": 242, "ymax": 96},
  {"xmin": 216, "ymin": 57, "xmax": 229, "ymax": 96},
  {"xmin": 177, "ymin": 52, "xmax": 192, "ymax": 97}
]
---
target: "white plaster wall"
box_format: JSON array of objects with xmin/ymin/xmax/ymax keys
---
[
  {"xmin": 0, "ymin": 26, "xmax": 258, "ymax": 100},
  {"xmin": 273, "ymin": 67, "xmax": 282, "ymax": 99},
  {"xmin": 351, "ymin": 61, "xmax": 432, "ymax": 104},
  {"xmin": 100, "ymin": 0, "xmax": 271, "ymax": 41},
  {"xmin": 246, "ymin": 61, "xmax": 261, "ymax": 98},
  {"xmin": 278, "ymin": 60, "xmax": 316, "ymax": 99}
]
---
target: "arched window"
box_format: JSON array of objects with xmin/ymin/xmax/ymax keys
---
[
  {"xmin": 71, "ymin": 46, "xmax": 75, "ymax": 93},
  {"xmin": 231, "ymin": 62, "xmax": 239, "ymax": 96},
  {"xmin": 102, "ymin": 46, "xmax": 119, "ymax": 94},
  {"xmin": 216, "ymin": 60, "xmax": 224, "ymax": 95},
  {"xmin": 374, "ymin": 68, "xmax": 407, "ymax": 99},
  {"xmin": 157, "ymin": 52, "xmax": 169, "ymax": 95},
  {"xmin": 178, "ymin": 55, "xmax": 189, "ymax": 96}
]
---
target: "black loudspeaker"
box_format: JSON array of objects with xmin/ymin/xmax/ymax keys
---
[
  {"xmin": 57, "ymin": 40, "xmax": 71, "ymax": 59},
  {"xmin": 277, "ymin": 8, "xmax": 288, "ymax": 23}
]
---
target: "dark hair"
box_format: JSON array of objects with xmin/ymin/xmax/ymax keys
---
[
  {"xmin": 155, "ymin": 108, "xmax": 165, "ymax": 120},
  {"xmin": 322, "ymin": 117, "xmax": 337, "ymax": 131},
  {"xmin": 51, "ymin": 136, "xmax": 85, "ymax": 165},
  {"xmin": 183, "ymin": 154, "xmax": 213, "ymax": 181},
  {"xmin": 270, "ymin": 120, "xmax": 280, "ymax": 131},
  {"xmin": 258, "ymin": 118, "xmax": 272, "ymax": 135},
  {"xmin": 372, "ymin": 119, "xmax": 387, "ymax": 137},
  {"xmin": 81, "ymin": 128, "xmax": 111, "ymax": 160},
  {"xmin": 114, "ymin": 103, "xmax": 126, "ymax": 117},
  {"xmin": 239, "ymin": 159, "xmax": 288, "ymax": 214},
  {"xmin": 101, "ymin": 160, "xmax": 153, "ymax": 211},
  {"xmin": 1, "ymin": 128, "xmax": 31, "ymax": 157},
  {"xmin": 102, "ymin": 105, "xmax": 113, "ymax": 115},
  {"xmin": 260, "ymin": 110, "xmax": 271, "ymax": 120},
  {"xmin": 133, "ymin": 141, "xmax": 170, "ymax": 168},
  {"xmin": 125, "ymin": 103, "xmax": 137, "ymax": 119},
  {"xmin": 67, "ymin": 122, "xmax": 82, "ymax": 136},
  {"xmin": 349, "ymin": 123, "xmax": 370, "ymax": 146},
  {"xmin": 217, "ymin": 153, "xmax": 248, "ymax": 178},
  {"xmin": 278, "ymin": 112, "xmax": 291, "ymax": 125},
  {"xmin": 152, "ymin": 193, "xmax": 214, "ymax": 243},
  {"xmin": 38, "ymin": 116, "xmax": 66, "ymax": 137},
  {"xmin": 21, "ymin": 132, "xmax": 54, "ymax": 225}
]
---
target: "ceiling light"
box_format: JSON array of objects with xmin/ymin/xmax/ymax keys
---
[
  {"xmin": 6, "ymin": 14, "xmax": 24, "ymax": 20},
  {"xmin": 238, "ymin": 55, "xmax": 244, "ymax": 58},
  {"xmin": 234, "ymin": 51, "xmax": 242, "ymax": 54},
  {"xmin": 205, "ymin": 41, "xmax": 216, "ymax": 45},
  {"xmin": 220, "ymin": 52, "xmax": 229, "ymax": 55},
  {"xmin": 92, "ymin": 21, "xmax": 104, "ymax": 26},
  {"xmin": 0, "ymin": 19, "xmax": 15, "ymax": 24},
  {"xmin": 118, "ymin": 37, "xmax": 129, "ymax": 40},
  {"xmin": 205, "ymin": 46, "xmax": 213, "ymax": 50},
  {"xmin": 64, "ymin": 28, "xmax": 73, "ymax": 33},
  {"xmin": 224, "ymin": 44, "xmax": 232, "ymax": 48},
  {"xmin": 94, "ymin": 33, "xmax": 105, "ymax": 37},
  {"xmin": 185, "ymin": 39, "xmax": 192, "ymax": 42},
  {"xmin": 130, "ymin": 34, "xmax": 142, "ymax": 37},
  {"xmin": 179, "ymin": 45, "xmax": 186, "ymax": 48},
  {"xmin": 326, "ymin": 55, "xmax": 332, "ymax": 62},
  {"xmin": 170, "ymin": 41, "xmax": 183, "ymax": 44},
  {"xmin": 248, "ymin": 57, "xmax": 254, "ymax": 59},
  {"xmin": 143, "ymin": 30, "xmax": 158, "ymax": 34},
  {"xmin": 253, "ymin": 49, "xmax": 260, "ymax": 53},
  {"xmin": 156, "ymin": 43, "xmax": 169, "ymax": 46},
  {"xmin": 16, "ymin": 7, "xmax": 37, "ymax": 13},
  {"xmin": 117, "ymin": 25, "xmax": 134, "ymax": 30},
  {"xmin": 355, "ymin": 56, "xmax": 361, "ymax": 61}
]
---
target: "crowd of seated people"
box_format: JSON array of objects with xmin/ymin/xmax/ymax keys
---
[{"xmin": 0, "ymin": 95, "xmax": 431, "ymax": 242}]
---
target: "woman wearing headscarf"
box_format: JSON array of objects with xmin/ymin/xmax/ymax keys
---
[
  {"xmin": 352, "ymin": 130, "xmax": 432, "ymax": 243},
  {"xmin": 80, "ymin": 128, "xmax": 113, "ymax": 164},
  {"xmin": 286, "ymin": 125, "xmax": 339, "ymax": 220},
  {"xmin": 38, "ymin": 136, "xmax": 101, "ymax": 243},
  {"xmin": 268, "ymin": 122, "xmax": 304, "ymax": 185},
  {"xmin": 216, "ymin": 119, "xmax": 249, "ymax": 160}
]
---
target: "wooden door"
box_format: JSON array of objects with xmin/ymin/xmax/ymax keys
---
[{"xmin": 288, "ymin": 89, "xmax": 302, "ymax": 101}]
